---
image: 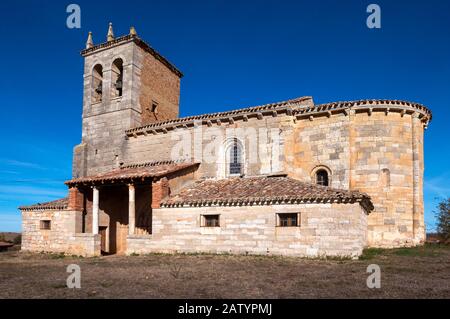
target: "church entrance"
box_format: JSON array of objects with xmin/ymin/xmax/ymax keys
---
[
  {"xmin": 98, "ymin": 185, "xmax": 129, "ymax": 255},
  {"xmin": 116, "ymin": 223, "xmax": 128, "ymax": 254},
  {"xmin": 80, "ymin": 183, "xmax": 152, "ymax": 255}
]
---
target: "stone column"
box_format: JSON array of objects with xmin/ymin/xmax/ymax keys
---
[
  {"xmin": 128, "ymin": 184, "xmax": 135, "ymax": 235},
  {"xmin": 102, "ymin": 68, "xmax": 112, "ymax": 104},
  {"xmin": 92, "ymin": 186, "xmax": 99, "ymax": 235}
]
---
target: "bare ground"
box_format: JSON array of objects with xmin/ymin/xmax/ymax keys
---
[{"xmin": 0, "ymin": 245, "xmax": 449, "ymax": 299}]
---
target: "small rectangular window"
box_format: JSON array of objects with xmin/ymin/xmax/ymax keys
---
[
  {"xmin": 40, "ymin": 220, "xmax": 51, "ymax": 230},
  {"xmin": 277, "ymin": 213, "xmax": 299, "ymax": 227},
  {"xmin": 202, "ymin": 215, "xmax": 220, "ymax": 227}
]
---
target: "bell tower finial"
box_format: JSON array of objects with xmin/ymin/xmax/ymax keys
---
[
  {"xmin": 129, "ymin": 26, "xmax": 137, "ymax": 36},
  {"xmin": 107, "ymin": 22, "xmax": 115, "ymax": 41},
  {"xmin": 86, "ymin": 31, "xmax": 94, "ymax": 49}
]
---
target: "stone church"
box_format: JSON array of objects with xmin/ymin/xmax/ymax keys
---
[{"xmin": 20, "ymin": 24, "xmax": 432, "ymax": 258}]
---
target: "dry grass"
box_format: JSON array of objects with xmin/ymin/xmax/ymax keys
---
[{"xmin": 0, "ymin": 245, "xmax": 449, "ymax": 299}]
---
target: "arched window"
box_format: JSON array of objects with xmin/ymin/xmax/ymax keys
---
[
  {"xmin": 315, "ymin": 169, "xmax": 329, "ymax": 186},
  {"xmin": 92, "ymin": 64, "xmax": 103, "ymax": 103},
  {"xmin": 227, "ymin": 139, "xmax": 243, "ymax": 176},
  {"xmin": 111, "ymin": 58, "xmax": 123, "ymax": 97}
]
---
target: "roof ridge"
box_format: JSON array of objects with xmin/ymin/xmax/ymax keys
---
[
  {"xmin": 19, "ymin": 197, "xmax": 68, "ymax": 211},
  {"xmin": 162, "ymin": 175, "xmax": 373, "ymax": 211},
  {"xmin": 293, "ymin": 99, "xmax": 432, "ymax": 125},
  {"xmin": 236, "ymin": 175, "xmax": 368, "ymax": 196},
  {"xmin": 65, "ymin": 162, "xmax": 199, "ymax": 186},
  {"xmin": 120, "ymin": 159, "xmax": 190, "ymax": 169},
  {"xmin": 311, "ymin": 99, "xmax": 430, "ymax": 113}
]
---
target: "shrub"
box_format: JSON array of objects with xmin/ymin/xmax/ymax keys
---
[
  {"xmin": 436, "ymin": 198, "xmax": 450, "ymax": 242},
  {"xmin": 13, "ymin": 234, "xmax": 21, "ymax": 245}
]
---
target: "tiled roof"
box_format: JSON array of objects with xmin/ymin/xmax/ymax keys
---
[
  {"xmin": 161, "ymin": 175, "xmax": 374, "ymax": 212},
  {"xmin": 19, "ymin": 198, "xmax": 68, "ymax": 211},
  {"xmin": 126, "ymin": 96, "xmax": 312, "ymax": 136},
  {"xmin": 126, "ymin": 97, "xmax": 431, "ymax": 137},
  {"xmin": 295, "ymin": 99, "xmax": 432, "ymax": 123},
  {"xmin": 316, "ymin": 99, "xmax": 430, "ymax": 114},
  {"xmin": 65, "ymin": 161, "xmax": 199, "ymax": 186},
  {"xmin": 81, "ymin": 34, "xmax": 183, "ymax": 78}
]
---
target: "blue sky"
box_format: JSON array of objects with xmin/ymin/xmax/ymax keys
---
[{"xmin": 0, "ymin": 0, "xmax": 449, "ymax": 232}]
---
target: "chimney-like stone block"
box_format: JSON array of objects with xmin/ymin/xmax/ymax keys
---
[{"xmin": 151, "ymin": 178, "xmax": 170, "ymax": 209}]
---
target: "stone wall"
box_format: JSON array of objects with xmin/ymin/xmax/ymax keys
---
[
  {"xmin": 21, "ymin": 209, "xmax": 100, "ymax": 257},
  {"xmin": 137, "ymin": 45, "xmax": 180, "ymax": 124},
  {"xmin": 349, "ymin": 110, "xmax": 425, "ymax": 247},
  {"xmin": 127, "ymin": 203, "xmax": 368, "ymax": 258},
  {"xmin": 285, "ymin": 112, "xmax": 350, "ymax": 189},
  {"xmin": 80, "ymin": 108, "xmax": 141, "ymax": 176},
  {"xmin": 124, "ymin": 114, "xmax": 293, "ymax": 178},
  {"xmin": 284, "ymin": 105, "xmax": 426, "ymax": 248}
]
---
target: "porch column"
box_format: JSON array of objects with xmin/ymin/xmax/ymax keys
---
[
  {"xmin": 92, "ymin": 186, "xmax": 99, "ymax": 235},
  {"xmin": 128, "ymin": 184, "xmax": 135, "ymax": 235}
]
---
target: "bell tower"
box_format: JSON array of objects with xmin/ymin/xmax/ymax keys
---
[{"xmin": 72, "ymin": 23, "xmax": 183, "ymax": 178}]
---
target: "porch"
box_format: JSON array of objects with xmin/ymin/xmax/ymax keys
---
[{"xmin": 64, "ymin": 161, "xmax": 199, "ymax": 255}]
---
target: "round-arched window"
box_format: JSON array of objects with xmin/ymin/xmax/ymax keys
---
[
  {"xmin": 315, "ymin": 169, "xmax": 329, "ymax": 186},
  {"xmin": 226, "ymin": 139, "xmax": 243, "ymax": 176},
  {"xmin": 92, "ymin": 64, "xmax": 103, "ymax": 103},
  {"xmin": 111, "ymin": 58, "xmax": 123, "ymax": 97}
]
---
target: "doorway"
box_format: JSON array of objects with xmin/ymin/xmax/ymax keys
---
[{"xmin": 99, "ymin": 226, "xmax": 108, "ymax": 254}]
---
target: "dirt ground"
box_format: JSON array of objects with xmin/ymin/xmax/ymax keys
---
[{"xmin": 0, "ymin": 245, "xmax": 449, "ymax": 299}]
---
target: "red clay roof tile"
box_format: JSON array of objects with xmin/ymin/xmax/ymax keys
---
[
  {"xmin": 161, "ymin": 175, "xmax": 374, "ymax": 212},
  {"xmin": 65, "ymin": 161, "xmax": 199, "ymax": 186},
  {"xmin": 19, "ymin": 197, "xmax": 68, "ymax": 211}
]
